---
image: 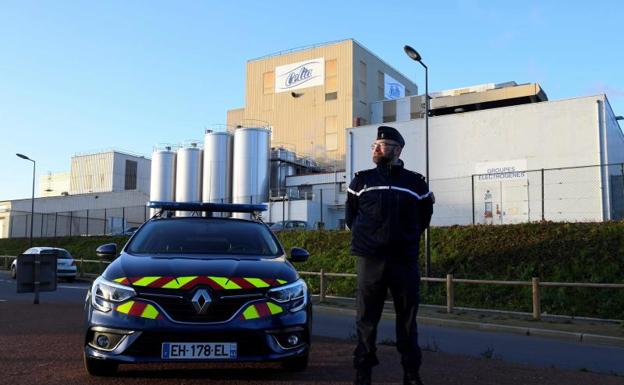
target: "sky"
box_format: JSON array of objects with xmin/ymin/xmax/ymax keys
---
[{"xmin": 1, "ymin": 0, "xmax": 623, "ymax": 200}]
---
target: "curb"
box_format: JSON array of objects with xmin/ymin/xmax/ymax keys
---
[{"xmin": 315, "ymin": 304, "xmax": 624, "ymax": 348}]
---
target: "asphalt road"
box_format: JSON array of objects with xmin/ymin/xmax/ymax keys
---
[{"xmin": 1, "ymin": 271, "xmax": 624, "ymax": 384}]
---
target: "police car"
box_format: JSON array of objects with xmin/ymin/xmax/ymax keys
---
[{"xmin": 83, "ymin": 201, "xmax": 311, "ymax": 376}]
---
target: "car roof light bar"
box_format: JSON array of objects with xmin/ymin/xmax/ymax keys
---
[{"xmin": 147, "ymin": 201, "xmax": 267, "ymax": 213}]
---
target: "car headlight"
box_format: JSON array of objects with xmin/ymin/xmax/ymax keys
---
[
  {"xmin": 267, "ymin": 279, "xmax": 307, "ymax": 312},
  {"xmin": 91, "ymin": 276, "xmax": 136, "ymax": 312}
]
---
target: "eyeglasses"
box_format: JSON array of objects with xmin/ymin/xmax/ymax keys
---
[{"xmin": 370, "ymin": 142, "xmax": 399, "ymax": 150}]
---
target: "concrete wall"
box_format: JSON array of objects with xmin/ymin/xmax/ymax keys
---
[
  {"xmin": 40, "ymin": 172, "xmax": 70, "ymax": 197},
  {"xmin": 346, "ymin": 95, "xmax": 623, "ymax": 225}
]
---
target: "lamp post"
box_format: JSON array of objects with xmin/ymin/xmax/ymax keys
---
[
  {"xmin": 16, "ymin": 153, "xmax": 35, "ymax": 247},
  {"xmin": 404, "ymin": 45, "xmax": 431, "ymax": 277}
]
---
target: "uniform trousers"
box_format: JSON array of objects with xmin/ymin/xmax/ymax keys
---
[{"xmin": 353, "ymin": 255, "xmax": 422, "ymax": 371}]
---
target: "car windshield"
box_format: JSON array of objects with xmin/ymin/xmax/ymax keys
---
[{"xmin": 126, "ymin": 218, "xmax": 282, "ymax": 257}]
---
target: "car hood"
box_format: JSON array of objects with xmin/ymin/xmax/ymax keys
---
[{"xmin": 103, "ymin": 252, "xmax": 299, "ymax": 286}]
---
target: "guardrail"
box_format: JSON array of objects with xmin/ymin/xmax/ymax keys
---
[
  {"xmin": 2, "ymin": 255, "xmax": 622, "ymax": 321},
  {"xmin": 299, "ymin": 270, "xmax": 624, "ymax": 321}
]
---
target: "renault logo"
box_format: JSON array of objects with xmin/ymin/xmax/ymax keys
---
[{"xmin": 191, "ymin": 289, "xmax": 212, "ymax": 314}]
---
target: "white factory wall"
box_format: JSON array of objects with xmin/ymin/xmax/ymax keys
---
[
  {"xmin": 70, "ymin": 152, "xmax": 115, "ymax": 194},
  {"xmin": 0, "ymin": 190, "xmax": 150, "ymax": 238},
  {"xmin": 40, "ymin": 171, "xmax": 71, "ymax": 197},
  {"xmin": 347, "ymin": 94, "xmax": 624, "ymax": 226},
  {"xmin": 112, "ymin": 152, "xmax": 151, "ymax": 194}
]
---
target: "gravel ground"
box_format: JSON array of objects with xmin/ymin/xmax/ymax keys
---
[{"xmin": 1, "ymin": 302, "xmax": 623, "ymax": 385}]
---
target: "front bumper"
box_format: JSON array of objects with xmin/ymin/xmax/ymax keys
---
[{"xmin": 84, "ymin": 297, "xmax": 311, "ymax": 364}]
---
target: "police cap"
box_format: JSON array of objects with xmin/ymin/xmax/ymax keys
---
[{"xmin": 377, "ymin": 125, "xmax": 405, "ymax": 147}]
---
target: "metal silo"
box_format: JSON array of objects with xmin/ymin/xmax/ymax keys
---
[
  {"xmin": 175, "ymin": 142, "xmax": 203, "ymax": 216},
  {"xmin": 149, "ymin": 146, "xmax": 176, "ymax": 217},
  {"xmin": 232, "ymin": 127, "xmax": 270, "ymax": 219},
  {"xmin": 203, "ymin": 130, "xmax": 233, "ymax": 214}
]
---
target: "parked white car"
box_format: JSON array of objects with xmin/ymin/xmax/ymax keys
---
[{"xmin": 11, "ymin": 247, "xmax": 78, "ymax": 282}]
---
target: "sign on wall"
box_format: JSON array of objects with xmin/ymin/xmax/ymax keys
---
[
  {"xmin": 275, "ymin": 58, "xmax": 325, "ymax": 93},
  {"xmin": 475, "ymin": 159, "xmax": 528, "ymax": 182},
  {"xmin": 384, "ymin": 73, "xmax": 405, "ymax": 100}
]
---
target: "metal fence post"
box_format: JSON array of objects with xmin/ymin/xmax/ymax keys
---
[
  {"xmin": 122, "ymin": 207, "xmax": 125, "ymax": 230},
  {"xmin": 471, "ymin": 175, "xmax": 475, "ymax": 225},
  {"xmin": 103, "ymin": 208, "xmax": 107, "ymax": 235},
  {"xmin": 541, "ymin": 169, "xmax": 545, "ymax": 221},
  {"xmin": 69, "ymin": 212, "xmax": 73, "ymax": 237},
  {"xmin": 80, "ymin": 257, "xmax": 84, "ymax": 278},
  {"xmin": 446, "ymin": 274, "xmax": 454, "ymax": 313},
  {"xmin": 54, "ymin": 212, "xmax": 58, "ymax": 237},
  {"xmin": 532, "ymin": 277, "xmax": 541, "ymax": 320},
  {"xmin": 319, "ymin": 188, "xmax": 324, "ymax": 228},
  {"xmin": 86, "ymin": 209, "xmax": 89, "ymax": 236},
  {"xmin": 319, "ymin": 269, "xmax": 326, "ymax": 303}
]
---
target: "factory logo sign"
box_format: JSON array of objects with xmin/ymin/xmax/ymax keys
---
[
  {"xmin": 275, "ymin": 58, "xmax": 324, "ymax": 93},
  {"xmin": 384, "ymin": 73, "xmax": 405, "ymax": 100}
]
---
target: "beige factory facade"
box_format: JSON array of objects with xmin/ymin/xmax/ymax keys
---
[{"xmin": 227, "ymin": 39, "xmax": 417, "ymax": 168}]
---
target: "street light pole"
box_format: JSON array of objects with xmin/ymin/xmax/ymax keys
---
[
  {"xmin": 404, "ymin": 45, "xmax": 431, "ymax": 277},
  {"xmin": 17, "ymin": 153, "xmax": 35, "ymax": 247}
]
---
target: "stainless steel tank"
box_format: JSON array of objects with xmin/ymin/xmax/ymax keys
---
[
  {"xmin": 232, "ymin": 127, "xmax": 270, "ymax": 219},
  {"xmin": 149, "ymin": 146, "xmax": 176, "ymax": 216},
  {"xmin": 175, "ymin": 142, "xmax": 203, "ymax": 216},
  {"xmin": 203, "ymin": 130, "xmax": 233, "ymax": 215}
]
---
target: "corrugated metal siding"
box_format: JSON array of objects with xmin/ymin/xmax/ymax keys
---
[
  {"xmin": 112, "ymin": 153, "xmax": 151, "ymax": 194},
  {"xmin": 70, "ymin": 152, "xmax": 114, "ymax": 194}
]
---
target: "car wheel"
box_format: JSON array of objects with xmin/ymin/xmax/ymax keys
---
[
  {"xmin": 10, "ymin": 265, "xmax": 16, "ymax": 279},
  {"xmin": 281, "ymin": 353, "xmax": 309, "ymax": 372},
  {"xmin": 84, "ymin": 352, "xmax": 118, "ymax": 376}
]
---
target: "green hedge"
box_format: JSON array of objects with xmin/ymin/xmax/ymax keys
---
[{"xmin": 2, "ymin": 222, "xmax": 624, "ymax": 319}]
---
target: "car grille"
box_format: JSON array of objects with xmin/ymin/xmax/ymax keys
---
[
  {"xmin": 124, "ymin": 330, "xmax": 270, "ymax": 357},
  {"xmin": 136, "ymin": 287, "xmax": 267, "ymax": 323}
]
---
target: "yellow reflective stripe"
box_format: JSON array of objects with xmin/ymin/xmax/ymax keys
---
[
  {"xmin": 116, "ymin": 301, "xmax": 134, "ymax": 314},
  {"xmin": 162, "ymin": 276, "xmax": 197, "ymax": 289},
  {"xmin": 267, "ymin": 302, "xmax": 283, "ymax": 315},
  {"xmin": 242, "ymin": 305, "xmax": 259, "ymax": 320},
  {"xmin": 277, "ymin": 279, "xmax": 287, "ymax": 285},
  {"xmin": 210, "ymin": 276, "xmax": 241, "ymax": 290},
  {"xmin": 244, "ymin": 277, "xmax": 270, "ymax": 288},
  {"xmin": 113, "ymin": 277, "xmax": 126, "ymax": 283},
  {"xmin": 141, "ymin": 304, "xmax": 159, "ymax": 319},
  {"xmin": 132, "ymin": 276, "xmax": 161, "ymax": 287}
]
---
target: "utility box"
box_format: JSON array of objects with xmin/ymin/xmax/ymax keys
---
[{"xmin": 16, "ymin": 253, "xmax": 57, "ymax": 293}]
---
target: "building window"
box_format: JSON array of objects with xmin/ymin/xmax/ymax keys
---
[
  {"xmin": 359, "ymin": 61, "xmax": 367, "ymax": 103},
  {"xmin": 125, "ymin": 160, "xmax": 137, "ymax": 190},
  {"xmin": 377, "ymin": 71, "xmax": 384, "ymax": 100},
  {"xmin": 325, "ymin": 59, "xmax": 337, "ymax": 101},
  {"xmin": 325, "ymin": 115, "xmax": 338, "ymax": 151},
  {"xmin": 263, "ymin": 71, "xmax": 274, "ymax": 95}
]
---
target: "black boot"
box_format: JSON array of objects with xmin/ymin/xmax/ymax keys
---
[
  {"xmin": 354, "ymin": 367, "xmax": 372, "ymax": 385},
  {"xmin": 403, "ymin": 370, "xmax": 424, "ymax": 385}
]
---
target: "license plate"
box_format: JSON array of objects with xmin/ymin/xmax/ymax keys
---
[{"xmin": 161, "ymin": 342, "xmax": 237, "ymax": 360}]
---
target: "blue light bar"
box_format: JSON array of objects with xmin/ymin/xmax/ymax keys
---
[{"xmin": 147, "ymin": 201, "xmax": 267, "ymax": 213}]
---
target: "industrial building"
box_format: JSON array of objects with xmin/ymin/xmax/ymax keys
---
[
  {"xmin": 226, "ymin": 39, "xmax": 417, "ymax": 167},
  {"xmin": 347, "ymin": 83, "xmax": 624, "ymax": 225},
  {"xmin": 1, "ymin": 150, "xmax": 151, "ymax": 238}
]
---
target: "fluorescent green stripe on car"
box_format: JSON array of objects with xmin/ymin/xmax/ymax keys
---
[
  {"xmin": 210, "ymin": 277, "xmax": 241, "ymax": 289},
  {"xmin": 242, "ymin": 305, "xmax": 260, "ymax": 320},
  {"xmin": 244, "ymin": 277, "xmax": 270, "ymax": 288},
  {"xmin": 141, "ymin": 304, "xmax": 160, "ymax": 319},
  {"xmin": 132, "ymin": 276, "xmax": 161, "ymax": 287},
  {"xmin": 162, "ymin": 276, "xmax": 197, "ymax": 289}
]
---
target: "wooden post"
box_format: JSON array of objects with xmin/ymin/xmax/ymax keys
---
[
  {"xmin": 532, "ymin": 277, "xmax": 541, "ymax": 320},
  {"xmin": 446, "ymin": 274, "xmax": 454, "ymax": 313},
  {"xmin": 319, "ymin": 269, "xmax": 326, "ymax": 303}
]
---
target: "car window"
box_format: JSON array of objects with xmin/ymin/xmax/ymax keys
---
[
  {"xmin": 41, "ymin": 249, "xmax": 73, "ymax": 259},
  {"xmin": 126, "ymin": 218, "xmax": 282, "ymax": 257},
  {"xmin": 285, "ymin": 222, "xmax": 295, "ymax": 229},
  {"xmin": 295, "ymin": 222, "xmax": 306, "ymax": 228}
]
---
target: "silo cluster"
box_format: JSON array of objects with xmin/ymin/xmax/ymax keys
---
[{"xmin": 149, "ymin": 126, "xmax": 275, "ymax": 217}]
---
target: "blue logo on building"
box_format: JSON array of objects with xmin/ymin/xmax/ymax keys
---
[{"xmin": 281, "ymin": 61, "xmax": 320, "ymax": 90}]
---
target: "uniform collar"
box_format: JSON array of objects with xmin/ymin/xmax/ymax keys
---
[{"xmin": 376, "ymin": 159, "xmax": 404, "ymax": 176}]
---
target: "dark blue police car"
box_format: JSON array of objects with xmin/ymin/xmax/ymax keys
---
[{"xmin": 83, "ymin": 201, "xmax": 311, "ymax": 376}]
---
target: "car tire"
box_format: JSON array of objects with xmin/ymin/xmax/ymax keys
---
[
  {"xmin": 281, "ymin": 352, "xmax": 309, "ymax": 372},
  {"xmin": 10, "ymin": 265, "xmax": 16, "ymax": 279},
  {"xmin": 84, "ymin": 352, "xmax": 118, "ymax": 376}
]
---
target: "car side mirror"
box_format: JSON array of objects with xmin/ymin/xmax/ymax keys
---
[
  {"xmin": 96, "ymin": 243, "xmax": 117, "ymax": 261},
  {"xmin": 288, "ymin": 247, "xmax": 309, "ymax": 263}
]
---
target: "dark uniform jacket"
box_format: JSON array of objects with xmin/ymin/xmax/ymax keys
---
[{"xmin": 346, "ymin": 160, "xmax": 433, "ymax": 258}]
